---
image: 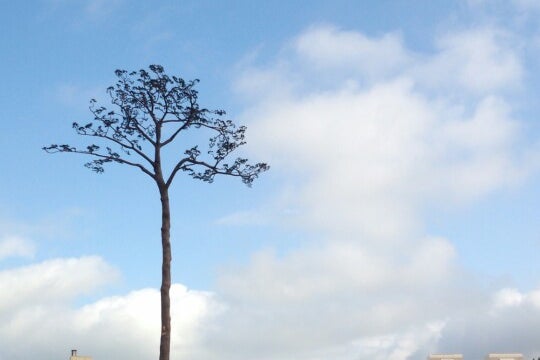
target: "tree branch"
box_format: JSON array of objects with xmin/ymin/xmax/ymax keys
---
[
  {"xmin": 74, "ymin": 126, "xmax": 155, "ymax": 166},
  {"xmin": 43, "ymin": 145, "xmax": 155, "ymax": 178},
  {"xmin": 165, "ymin": 157, "xmax": 191, "ymax": 188},
  {"xmin": 107, "ymin": 93, "xmax": 157, "ymax": 146},
  {"xmin": 160, "ymin": 113, "xmax": 195, "ymax": 147}
]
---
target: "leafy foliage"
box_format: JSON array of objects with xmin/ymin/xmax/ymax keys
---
[{"xmin": 44, "ymin": 64, "xmax": 269, "ymax": 187}]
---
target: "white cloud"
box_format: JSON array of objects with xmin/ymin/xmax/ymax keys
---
[
  {"xmin": 217, "ymin": 24, "xmax": 540, "ymax": 359},
  {"xmin": 436, "ymin": 288, "xmax": 540, "ymax": 359},
  {"xmin": 243, "ymin": 78, "xmax": 528, "ymax": 241},
  {"xmin": 294, "ymin": 25, "xmax": 411, "ymax": 80},
  {"xmin": 202, "ymin": 238, "xmax": 463, "ymax": 359},
  {"xmin": 0, "ymin": 236, "xmax": 35, "ymax": 260},
  {"xmin": 0, "ymin": 256, "xmax": 117, "ymax": 315},
  {"xmin": 71, "ymin": 285, "xmax": 219, "ymax": 360},
  {"xmin": 415, "ymin": 28, "xmax": 522, "ymax": 94},
  {"xmin": 0, "ymin": 256, "xmax": 218, "ymax": 360},
  {"xmin": 492, "ymin": 288, "xmax": 525, "ymax": 309},
  {"xmin": 0, "ymin": 256, "xmax": 116, "ymax": 358}
]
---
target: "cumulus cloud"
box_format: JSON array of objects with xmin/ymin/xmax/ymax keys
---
[
  {"xmin": 200, "ymin": 238, "xmax": 465, "ymax": 360},
  {"xmin": 210, "ymin": 24, "xmax": 540, "ymax": 359},
  {"xmin": 0, "ymin": 256, "xmax": 218, "ymax": 360},
  {"xmin": 70, "ymin": 285, "xmax": 219, "ymax": 360},
  {"xmin": 239, "ymin": 42, "xmax": 528, "ymax": 241},
  {"xmin": 0, "ymin": 256, "xmax": 116, "ymax": 358}
]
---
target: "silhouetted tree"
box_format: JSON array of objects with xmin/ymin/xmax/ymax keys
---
[{"xmin": 44, "ymin": 65, "xmax": 268, "ymax": 360}]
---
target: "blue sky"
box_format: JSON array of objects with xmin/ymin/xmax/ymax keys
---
[{"xmin": 2, "ymin": 1, "xmax": 540, "ymax": 359}]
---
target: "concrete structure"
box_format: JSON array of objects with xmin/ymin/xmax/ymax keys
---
[
  {"xmin": 70, "ymin": 349, "xmax": 92, "ymax": 360},
  {"xmin": 429, "ymin": 354, "xmax": 464, "ymax": 360},
  {"xmin": 428, "ymin": 354, "xmax": 523, "ymax": 360},
  {"xmin": 485, "ymin": 354, "xmax": 523, "ymax": 360}
]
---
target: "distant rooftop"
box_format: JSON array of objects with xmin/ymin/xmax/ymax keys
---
[
  {"xmin": 429, "ymin": 354, "xmax": 463, "ymax": 360},
  {"xmin": 429, "ymin": 354, "xmax": 523, "ymax": 360},
  {"xmin": 485, "ymin": 354, "xmax": 523, "ymax": 360},
  {"xmin": 69, "ymin": 349, "xmax": 92, "ymax": 360}
]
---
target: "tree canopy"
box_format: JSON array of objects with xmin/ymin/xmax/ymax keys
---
[{"xmin": 44, "ymin": 64, "xmax": 268, "ymax": 187}]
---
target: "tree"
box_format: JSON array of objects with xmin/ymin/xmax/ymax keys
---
[{"xmin": 43, "ymin": 65, "xmax": 269, "ymax": 360}]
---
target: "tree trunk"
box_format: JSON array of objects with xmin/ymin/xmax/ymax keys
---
[{"xmin": 158, "ymin": 182, "xmax": 171, "ymax": 360}]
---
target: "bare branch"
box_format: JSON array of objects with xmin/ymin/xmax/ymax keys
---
[
  {"xmin": 73, "ymin": 122, "xmax": 155, "ymax": 166},
  {"xmin": 160, "ymin": 109, "xmax": 199, "ymax": 147},
  {"xmin": 184, "ymin": 158, "xmax": 269, "ymax": 186},
  {"xmin": 165, "ymin": 157, "xmax": 191, "ymax": 188},
  {"xmin": 43, "ymin": 144, "xmax": 155, "ymax": 178}
]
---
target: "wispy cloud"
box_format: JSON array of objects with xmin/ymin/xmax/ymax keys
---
[
  {"xmin": 414, "ymin": 28, "xmax": 522, "ymax": 94},
  {"xmin": 0, "ymin": 236, "xmax": 35, "ymax": 260}
]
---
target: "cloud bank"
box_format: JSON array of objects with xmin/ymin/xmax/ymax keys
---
[
  {"xmin": 0, "ymin": 256, "xmax": 219, "ymax": 360},
  {"xmin": 211, "ymin": 23, "xmax": 539, "ymax": 359}
]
